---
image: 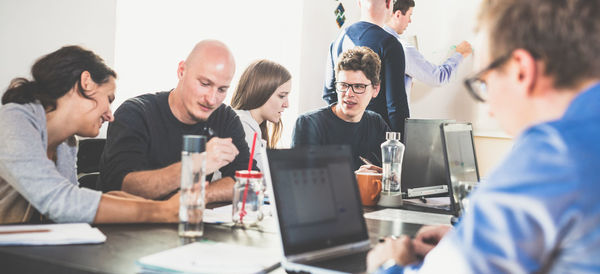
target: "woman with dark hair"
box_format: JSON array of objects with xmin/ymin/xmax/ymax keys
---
[
  {"xmin": 230, "ymin": 59, "xmax": 291, "ymax": 172},
  {"xmin": 0, "ymin": 46, "xmax": 178, "ymax": 224}
]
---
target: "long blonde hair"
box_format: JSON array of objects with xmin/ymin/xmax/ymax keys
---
[{"xmin": 231, "ymin": 59, "xmax": 291, "ymax": 148}]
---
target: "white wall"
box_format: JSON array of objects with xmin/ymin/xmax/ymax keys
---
[
  {"xmin": 297, "ymin": 0, "xmax": 361, "ymax": 114},
  {"xmin": 0, "ymin": 0, "xmax": 116, "ymax": 98}
]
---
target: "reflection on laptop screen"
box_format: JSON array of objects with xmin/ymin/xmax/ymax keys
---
[
  {"xmin": 267, "ymin": 146, "xmax": 368, "ymax": 256},
  {"xmin": 441, "ymin": 123, "xmax": 479, "ymax": 184},
  {"xmin": 441, "ymin": 123, "xmax": 480, "ymax": 215}
]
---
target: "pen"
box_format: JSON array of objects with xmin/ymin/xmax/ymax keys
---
[
  {"xmin": 371, "ymin": 152, "xmax": 381, "ymax": 166},
  {"xmin": 0, "ymin": 229, "xmax": 51, "ymax": 235},
  {"xmin": 359, "ymin": 156, "xmax": 373, "ymax": 166},
  {"xmin": 378, "ymin": 235, "xmax": 399, "ymax": 243}
]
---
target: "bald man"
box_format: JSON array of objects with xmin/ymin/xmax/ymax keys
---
[{"xmin": 98, "ymin": 40, "xmax": 254, "ymax": 202}]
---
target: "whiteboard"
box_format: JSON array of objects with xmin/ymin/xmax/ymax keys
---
[{"xmin": 401, "ymin": 0, "xmax": 506, "ymax": 137}]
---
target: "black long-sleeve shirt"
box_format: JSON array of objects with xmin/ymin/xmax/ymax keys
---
[
  {"xmin": 291, "ymin": 105, "xmax": 390, "ymax": 171},
  {"xmin": 97, "ymin": 91, "xmax": 255, "ymax": 195},
  {"xmin": 323, "ymin": 21, "xmax": 409, "ymax": 135}
]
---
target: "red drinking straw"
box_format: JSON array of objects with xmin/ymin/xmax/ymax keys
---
[{"xmin": 240, "ymin": 132, "xmax": 258, "ymax": 222}]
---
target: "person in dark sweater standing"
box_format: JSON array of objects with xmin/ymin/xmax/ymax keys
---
[
  {"xmin": 324, "ymin": 0, "xmax": 408, "ymax": 135},
  {"xmin": 294, "ymin": 46, "xmax": 390, "ymax": 171},
  {"xmin": 98, "ymin": 40, "xmax": 254, "ymax": 202}
]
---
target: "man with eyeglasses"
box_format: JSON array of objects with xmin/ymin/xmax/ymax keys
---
[
  {"xmin": 323, "ymin": 0, "xmax": 409, "ymax": 136},
  {"xmin": 367, "ymin": 0, "xmax": 600, "ymax": 273},
  {"xmin": 293, "ymin": 47, "xmax": 390, "ymax": 171}
]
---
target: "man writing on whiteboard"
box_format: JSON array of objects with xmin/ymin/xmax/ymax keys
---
[{"xmin": 383, "ymin": 0, "xmax": 473, "ymax": 109}]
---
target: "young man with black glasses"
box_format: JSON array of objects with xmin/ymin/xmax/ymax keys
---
[
  {"xmin": 293, "ymin": 47, "xmax": 390, "ymax": 171},
  {"xmin": 323, "ymin": 0, "xmax": 409, "ymax": 136},
  {"xmin": 367, "ymin": 0, "xmax": 600, "ymax": 273}
]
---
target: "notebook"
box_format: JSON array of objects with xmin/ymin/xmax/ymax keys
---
[{"xmin": 263, "ymin": 145, "xmax": 370, "ymax": 273}]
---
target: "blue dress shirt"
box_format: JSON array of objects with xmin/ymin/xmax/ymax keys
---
[
  {"xmin": 380, "ymin": 83, "xmax": 600, "ymax": 273},
  {"xmin": 382, "ymin": 25, "xmax": 463, "ymax": 109}
]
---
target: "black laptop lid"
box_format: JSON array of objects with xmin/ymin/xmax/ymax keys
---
[
  {"xmin": 401, "ymin": 119, "xmax": 455, "ymax": 193},
  {"xmin": 267, "ymin": 145, "xmax": 368, "ymax": 256}
]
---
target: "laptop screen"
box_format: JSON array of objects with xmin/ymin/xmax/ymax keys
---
[
  {"xmin": 266, "ymin": 145, "xmax": 368, "ymax": 256},
  {"xmin": 440, "ymin": 123, "xmax": 480, "ymax": 214}
]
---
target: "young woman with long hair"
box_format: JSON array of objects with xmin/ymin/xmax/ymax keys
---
[
  {"xmin": 230, "ymin": 59, "xmax": 291, "ymax": 171},
  {"xmin": 0, "ymin": 46, "xmax": 178, "ymax": 224}
]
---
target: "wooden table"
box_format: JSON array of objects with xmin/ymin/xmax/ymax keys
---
[{"xmin": 0, "ymin": 207, "xmax": 430, "ymax": 274}]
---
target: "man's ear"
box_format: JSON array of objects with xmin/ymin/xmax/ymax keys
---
[
  {"xmin": 511, "ymin": 49, "xmax": 538, "ymax": 98},
  {"xmin": 394, "ymin": 10, "xmax": 402, "ymax": 19},
  {"xmin": 80, "ymin": 71, "xmax": 93, "ymax": 91},
  {"xmin": 177, "ymin": 61, "xmax": 186, "ymax": 80},
  {"xmin": 372, "ymin": 84, "xmax": 381, "ymax": 98}
]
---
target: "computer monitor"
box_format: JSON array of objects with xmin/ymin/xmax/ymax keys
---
[{"xmin": 401, "ymin": 119, "xmax": 454, "ymax": 195}]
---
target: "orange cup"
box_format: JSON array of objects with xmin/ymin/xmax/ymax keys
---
[{"xmin": 355, "ymin": 172, "xmax": 382, "ymax": 206}]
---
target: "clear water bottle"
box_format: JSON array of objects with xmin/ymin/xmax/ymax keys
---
[
  {"xmin": 381, "ymin": 132, "xmax": 405, "ymax": 195},
  {"xmin": 179, "ymin": 135, "xmax": 206, "ymax": 239}
]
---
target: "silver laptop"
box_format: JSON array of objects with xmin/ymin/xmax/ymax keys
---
[
  {"xmin": 262, "ymin": 145, "xmax": 370, "ymax": 274},
  {"xmin": 440, "ymin": 122, "xmax": 480, "ymax": 216}
]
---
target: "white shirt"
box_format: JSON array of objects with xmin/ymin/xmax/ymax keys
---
[{"xmin": 234, "ymin": 110, "xmax": 267, "ymax": 173}]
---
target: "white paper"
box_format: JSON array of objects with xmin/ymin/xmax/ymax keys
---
[
  {"xmin": 364, "ymin": 209, "xmax": 452, "ymax": 226},
  {"xmin": 0, "ymin": 223, "xmax": 106, "ymax": 245},
  {"xmin": 403, "ymin": 197, "xmax": 452, "ymax": 209},
  {"xmin": 203, "ymin": 205, "xmax": 233, "ymax": 224},
  {"xmin": 137, "ymin": 241, "xmax": 280, "ymax": 274}
]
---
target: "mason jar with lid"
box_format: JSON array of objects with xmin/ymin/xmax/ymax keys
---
[{"xmin": 232, "ymin": 170, "xmax": 265, "ymax": 226}]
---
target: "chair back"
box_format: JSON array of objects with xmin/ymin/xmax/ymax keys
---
[{"xmin": 77, "ymin": 138, "xmax": 106, "ymax": 190}]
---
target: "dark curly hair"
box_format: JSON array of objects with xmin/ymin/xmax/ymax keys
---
[
  {"xmin": 2, "ymin": 45, "xmax": 116, "ymax": 111},
  {"xmin": 335, "ymin": 46, "xmax": 382, "ymax": 86}
]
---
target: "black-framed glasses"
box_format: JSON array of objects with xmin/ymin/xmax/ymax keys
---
[
  {"xmin": 335, "ymin": 81, "xmax": 372, "ymax": 95},
  {"xmin": 464, "ymin": 53, "xmax": 512, "ymax": 102}
]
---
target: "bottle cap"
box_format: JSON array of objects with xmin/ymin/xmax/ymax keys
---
[
  {"xmin": 182, "ymin": 135, "xmax": 206, "ymax": 153},
  {"xmin": 235, "ymin": 170, "xmax": 263, "ymax": 179},
  {"xmin": 385, "ymin": 132, "xmax": 401, "ymax": 141}
]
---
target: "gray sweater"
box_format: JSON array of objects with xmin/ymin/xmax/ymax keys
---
[{"xmin": 0, "ymin": 102, "xmax": 101, "ymax": 223}]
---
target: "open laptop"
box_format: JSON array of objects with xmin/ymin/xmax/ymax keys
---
[
  {"xmin": 440, "ymin": 122, "xmax": 480, "ymax": 216},
  {"xmin": 401, "ymin": 119, "xmax": 455, "ymax": 198},
  {"xmin": 263, "ymin": 145, "xmax": 370, "ymax": 274},
  {"xmin": 400, "ymin": 120, "xmax": 480, "ymax": 217}
]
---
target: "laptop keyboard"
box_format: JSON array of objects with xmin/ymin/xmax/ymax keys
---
[{"xmin": 305, "ymin": 250, "xmax": 369, "ymax": 273}]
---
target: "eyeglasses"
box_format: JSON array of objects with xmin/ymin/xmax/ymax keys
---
[
  {"xmin": 335, "ymin": 81, "xmax": 372, "ymax": 95},
  {"xmin": 464, "ymin": 52, "xmax": 512, "ymax": 102}
]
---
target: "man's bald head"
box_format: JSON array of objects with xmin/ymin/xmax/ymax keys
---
[
  {"xmin": 185, "ymin": 40, "xmax": 236, "ymax": 75},
  {"xmin": 171, "ymin": 40, "xmax": 237, "ymax": 124},
  {"xmin": 359, "ymin": 0, "xmax": 393, "ymax": 26}
]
